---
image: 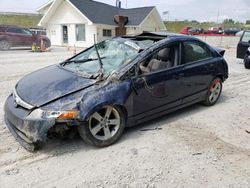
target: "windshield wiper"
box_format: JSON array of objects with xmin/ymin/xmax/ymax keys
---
[
  {"xmin": 61, "ymin": 58, "xmax": 94, "ymax": 66},
  {"xmin": 62, "ymin": 57, "xmax": 106, "ymax": 66},
  {"xmin": 93, "ymin": 34, "xmax": 104, "ymax": 80}
]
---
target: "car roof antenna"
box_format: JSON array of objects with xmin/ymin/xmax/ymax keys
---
[{"xmin": 93, "ymin": 34, "xmax": 104, "ymax": 79}]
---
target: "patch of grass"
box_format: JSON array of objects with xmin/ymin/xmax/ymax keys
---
[{"xmin": 0, "ymin": 14, "xmax": 42, "ymax": 28}]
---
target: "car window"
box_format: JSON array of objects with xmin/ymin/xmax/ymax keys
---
[
  {"xmin": 7, "ymin": 28, "xmax": 24, "ymax": 34},
  {"xmin": 241, "ymin": 31, "xmax": 250, "ymax": 43},
  {"xmin": 21, "ymin": 29, "xmax": 33, "ymax": 36},
  {"xmin": 139, "ymin": 44, "xmax": 179, "ymax": 74},
  {"xmin": 183, "ymin": 42, "xmax": 213, "ymax": 64}
]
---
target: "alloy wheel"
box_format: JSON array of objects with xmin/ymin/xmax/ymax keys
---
[
  {"xmin": 209, "ymin": 80, "xmax": 222, "ymax": 103},
  {"xmin": 0, "ymin": 40, "xmax": 10, "ymax": 50},
  {"xmin": 89, "ymin": 106, "xmax": 121, "ymax": 141}
]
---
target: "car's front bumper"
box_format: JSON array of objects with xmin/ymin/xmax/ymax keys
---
[{"xmin": 4, "ymin": 95, "xmax": 55, "ymax": 151}]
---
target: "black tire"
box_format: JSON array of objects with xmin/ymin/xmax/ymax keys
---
[
  {"xmin": 77, "ymin": 105, "xmax": 126, "ymax": 147},
  {"xmin": 244, "ymin": 56, "xmax": 250, "ymax": 69},
  {"xmin": 203, "ymin": 77, "xmax": 222, "ymax": 106},
  {"xmin": 0, "ymin": 40, "xmax": 10, "ymax": 50}
]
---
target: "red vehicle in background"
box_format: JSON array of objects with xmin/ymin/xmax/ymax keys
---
[
  {"xmin": 180, "ymin": 26, "xmax": 203, "ymax": 35},
  {"xmin": 181, "ymin": 26, "xmax": 191, "ymax": 35},
  {"xmin": 204, "ymin": 27, "xmax": 223, "ymax": 34},
  {"xmin": 0, "ymin": 25, "xmax": 51, "ymax": 50}
]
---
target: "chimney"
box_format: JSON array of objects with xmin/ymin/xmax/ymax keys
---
[
  {"xmin": 114, "ymin": 15, "xmax": 128, "ymax": 27},
  {"xmin": 116, "ymin": 0, "xmax": 121, "ymax": 8},
  {"xmin": 114, "ymin": 15, "xmax": 128, "ymax": 36}
]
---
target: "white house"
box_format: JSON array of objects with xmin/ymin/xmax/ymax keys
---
[{"xmin": 38, "ymin": 0, "xmax": 166, "ymax": 47}]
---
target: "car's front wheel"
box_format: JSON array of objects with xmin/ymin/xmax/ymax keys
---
[
  {"xmin": 203, "ymin": 77, "xmax": 222, "ymax": 106},
  {"xmin": 78, "ymin": 105, "xmax": 125, "ymax": 147},
  {"xmin": 0, "ymin": 40, "xmax": 10, "ymax": 50}
]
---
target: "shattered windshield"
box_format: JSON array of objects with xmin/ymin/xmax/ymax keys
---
[{"xmin": 61, "ymin": 39, "xmax": 144, "ymax": 78}]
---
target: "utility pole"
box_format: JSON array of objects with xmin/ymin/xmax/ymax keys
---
[{"xmin": 216, "ymin": 10, "xmax": 220, "ymax": 24}]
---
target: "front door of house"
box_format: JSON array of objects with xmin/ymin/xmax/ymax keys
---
[{"xmin": 62, "ymin": 25, "xmax": 68, "ymax": 44}]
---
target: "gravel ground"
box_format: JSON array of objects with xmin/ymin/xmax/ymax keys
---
[{"xmin": 0, "ymin": 47, "xmax": 250, "ymax": 188}]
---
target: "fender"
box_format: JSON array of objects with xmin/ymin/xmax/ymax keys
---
[{"xmin": 79, "ymin": 80, "xmax": 132, "ymax": 121}]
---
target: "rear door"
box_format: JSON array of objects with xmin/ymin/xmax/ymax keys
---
[
  {"xmin": 180, "ymin": 41, "xmax": 216, "ymax": 103},
  {"xmin": 237, "ymin": 31, "xmax": 250, "ymax": 59},
  {"xmin": 6, "ymin": 28, "xmax": 23, "ymax": 46},
  {"xmin": 6, "ymin": 28, "xmax": 33, "ymax": 46}
]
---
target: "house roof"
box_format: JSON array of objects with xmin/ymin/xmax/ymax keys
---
[
  {"xmin": 69, "ymin": 0, "xmax": 155, "ymax": 26},
  {"xmin": 37, "ymin": 0, "xmax": 53, "ymax": 12}
]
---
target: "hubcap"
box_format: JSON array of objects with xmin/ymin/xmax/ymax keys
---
[
  {"xmin": 89, "ymin": 106, "xmax": 121, "ymax": 141},
  {"xmin": 0, "ymin": 40, "xmax": 10, "ymax": 50},
  {"xmin": 209, "ymin": 81, "xmax": 221, "ymax": 103}
]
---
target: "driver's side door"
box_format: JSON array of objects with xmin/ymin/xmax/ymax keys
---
[
  {"xmin": 131, "ymin": 43, "xmax": 184, "ymax": 123},
  {"xmin": 237, "ymin": 31, "xmax": 250, "ymax": 59}
]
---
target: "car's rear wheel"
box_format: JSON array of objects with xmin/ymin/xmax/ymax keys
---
[
  {"xmin": 0, "ymin": 40, "xmax": 10, "ymax": 50},
  {"xmin": 78, "ymin": 105, "xmax": 125, "ymax": 147},
  {"xmin": 203, "ymin": 77, "xmax": 222, "ymax": 106}
]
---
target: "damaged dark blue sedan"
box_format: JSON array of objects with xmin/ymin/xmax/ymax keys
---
[{"xmin": 4, "ymin": 32, "xmax": 228, "ymax": 151}]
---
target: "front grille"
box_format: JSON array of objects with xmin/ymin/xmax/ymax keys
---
[{"xmin": 13, "ymin": 89, "xmax": 34, "ymax": 110}]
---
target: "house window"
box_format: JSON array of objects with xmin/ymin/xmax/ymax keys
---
[
  {"xmin": 76, "ymin": 24, "xmax": 85, "ymax": 41},
  {"xmin": 103, "ymin": 29, "xmax": 112, "ymax": 37}
]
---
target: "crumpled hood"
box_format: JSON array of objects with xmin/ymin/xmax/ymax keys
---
[{"xmin": 16, "ymin": 65, "xmax": 97, "ymax": 107}]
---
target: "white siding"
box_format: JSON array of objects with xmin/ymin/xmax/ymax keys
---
[
  {"xmin": 96, "ymin": 24, "xmax": 116, "ymax": 42},
  {"xmin": 40, "ymin": 0, "xmax": 165, "ymax": 47},
  {"xmin": 126, "ymin": 9, "xmax": 166, "ymax": 35},
  {"xmin": 140, "ymin": 9, "xmax": 164, "ymax": 32},
  {"xmin": 126, "ymin": 27, "xmax": 143, "ymax": 35},
  {"xmin": 46, "ymin": 0, "xmax": 97, "ymax": 47},
  {"xmin": 47, "ymin": 24, "xmax": 62, "ymax": 46}
]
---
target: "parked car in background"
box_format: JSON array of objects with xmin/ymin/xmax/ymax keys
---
[
  {"xmin": 180, "ymin": 26, "xmax": 203, "ymax": 35},
  {"xmin": 204, "ymin": 27, "xmax": 223, "ymax": 34},
  {"xmin": 224, "ymin": 28, "xmax": 241, "ymax": 36},
  {"xmin": 188, "ymin": 28, "xmax": 203, "ymax": 35},
  {"xmin": 243, "ymin": 47, "xmax": 250, "ymax": 69},
  {"xmin": 237, "ymin": 30, "xmax": 250, "ymax": 69},
  {"xmin": 180, "ymin": 26, "xmax": 191, "ymax": 35},
  {"xmin": 4, "ymin": 32, "xmax": 228, "ymax": 151},
  {"xmin": 29, "ymin": 28, "xmax": 47, "ymax": 36},
  {"xmin": 237, "ymin": 30, "xmax": 250, "ymax": 60},
  {"xmin": 236, "ymin": 30, "xmax": 244, "ymax": 37},
  {"xmin": 0, "ymin": 25, "xmax": 51, "ymax": 50}
]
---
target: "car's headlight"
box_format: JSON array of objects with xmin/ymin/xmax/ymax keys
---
[
  {"xmin": 26, "ymin": 109, "xmax": 80, "ymax": 120},
  {"xmin": 248, "ymin": 47, "xmax": 250, "ymax": 51}
]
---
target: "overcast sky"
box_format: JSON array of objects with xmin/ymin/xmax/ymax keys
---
[{"xmin": 0, "ymin": 0, "xmax": 249, "ymax": 22}]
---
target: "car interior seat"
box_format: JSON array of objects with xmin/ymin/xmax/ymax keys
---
[
  {"xmin": 184, "ymin": 44, "xmax": 195, "ymax": 63},
  {"xmin": 140, "ymin": 48, "xmax": 172, "ymax": 73}
]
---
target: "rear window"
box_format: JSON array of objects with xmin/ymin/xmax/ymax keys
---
[
  {"xmin": 241, "ymin": 31, "xmax": 250, "ymax": 43},
  {"xmin": 183, "ymin": 42, "xmax": 213, "ymax": 64}
]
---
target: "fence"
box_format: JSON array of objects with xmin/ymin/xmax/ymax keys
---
[{"xmin": 195, "ymin": 36, "xmax": 240, "ymax": 48}]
